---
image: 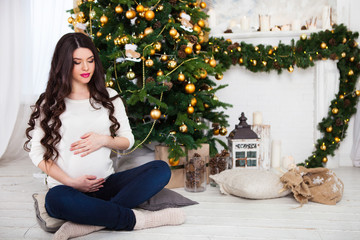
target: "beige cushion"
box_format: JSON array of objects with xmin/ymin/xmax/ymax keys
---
[
  {"xmin": 32, "ymin": 193, "xmax": 65, "ymax": 233},
  {"xmin": 210, "ymin": 169, "xmax": 291, "ymax": 199}
]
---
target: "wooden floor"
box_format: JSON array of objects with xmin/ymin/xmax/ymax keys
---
[{"xmin": 1, "ymin": 156, "xmax": 360, "ymax": 240}]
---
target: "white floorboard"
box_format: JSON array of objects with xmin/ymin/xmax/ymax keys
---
[{"xmin": 0, "ymin": 156, "xmax": 360, "ymax": 240}]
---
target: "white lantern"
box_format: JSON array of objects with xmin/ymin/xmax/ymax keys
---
[{"xmin": 227, "ymin": 112, "xmax": 260, "ymax": 169}]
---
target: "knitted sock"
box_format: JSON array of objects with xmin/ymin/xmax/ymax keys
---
[
  {"xmin": 53, "ymin": 222, "xmax": 105, "ymax": 240},
  {"xmin": 133, "ymin": 208, "xmax": 185, "ymax": 230}
]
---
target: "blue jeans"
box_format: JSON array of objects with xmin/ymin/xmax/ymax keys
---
[{"xmin": 45, "ymin": 160, "xmax": 171, "ymax": 230}]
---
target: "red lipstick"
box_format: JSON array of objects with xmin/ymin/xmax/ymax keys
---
[{"xmin": 81, "ymin": 73, "xmax": 90, "ymax": 78}]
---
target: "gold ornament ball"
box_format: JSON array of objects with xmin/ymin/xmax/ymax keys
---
[
  {"xmin": 215, "ymin": 73, "xmax": 223, "ymax": 80},
  {"xmin": 150, "ymin": 108, "xmax": 162, "ymax": 120},
  {"xmin": 126, "ymin": 10, "xmax": 136, "ymax": 19},
  {"xmin": 326, "ymin": 126, "xmax": 333, "ymax": 132},
  {"xmin": 254, "ymin": 46, "xmax": 259, "ymax": 51},
  {"xmin": 68, "ymin": 17, "xmax": 74, "ymax": 24},
  {"xmin": 178, "ymin": 73, "xmax": 185, "ymax": 82},
  {"xmin": 136, "ymin": 4, "xmax": 144, "ymax": 12},
  {"xmin": 167, "ymin": 60, "xmax": 177, "ymax": 69},
  {"xmin": 262, "ymin": 61, "xmax": 267, "ymax": 67},
  {"xmin": 204, "ymin": 58, "xmax": 210, "ymax": 64},
  {"xmin": 179, "ymin": 124, "xmax": 188, "ymax": 133},
  {"xmin": 335, "ymin": 137, "xmax": 341, "ymax": 143},
  {"xmin": 332, "ymin": 108, "xmax": 339, "ymax": 114},
  {"xmin": 185, "ymin": 46, "xmax": 193, "ymax": 54},
  {"xmin": 100, "ymin": 15, "xmax": 108, "ymax": 25},
  {"xmin": 320, "ymin": 143, "xmax": 327, "ymax": 151},
  {"xmin": 185, "ymin": 83, "xmax": 196, "ymax": 94},
  {"xmin": 115, "ymin": 5, "xmax": 123, "ymax": 14},
  {"xmin": 200, "ymin": 69, "xmax": 207, "ymax": 78},
  {"xmin": 105, "ymin": 34, "xmax": 112, "ymax": 41},
  {"xmin": 150, "ymin": 48, "xmax": 155, "ymax": 55},
  {"xmin": 350, "ymin": 56, "xmax": 355, "ymax": 62},
  {"xmin": 126, "ymin": 70, "xmax": 135, "ymax": 80},
  {"xmin": 268, "ymin": 49, "xmax": 273, "ymax": 55},
  {"xmin": 154, "ymin": 42, "xmax": 162, "ymax": 51},
  {"xmin": 209, "ymin": 59, "xmax": 217, "ymax": 67},
  {"xmin": 144, "ymin": 27, "xmax": 154, "ymax": 36},
  {"xmin": 322, "ymin": 157, "xmax": 328, "ymax": 163},
  {"xmin": 198, "ymin": 19, "xmax": 205, "ymax": 28},
  {"xmin": 198, "ymin": 35, "xmax": 205, "ymax": 44},
  {"xmin": 157, "ymin": 70, "xmax": 164, "ymax": 76},
  {"xmin": 78, "ymin": 12, "xmax": 85, "ymax": 19},
  {"xmin": 157, "ymin": 5, "xmax": 164, "ymax": 11},
  {"xmin": 214, "ymin": 47, "xmax": 219, "ymax": 53},
  {"xmin": 341, "ymin": 52, "xmax": 346, "ymax": 58},
  {"xmin": 288, "ymin": 66, "xmax": 294, "ymax": 72},
  {"xmin": 187, "ymin": 105, "xmax": 195, "ymax": 114},
  {"xmin": 204, "ymin": 103, "xmax": 210, "ymax": 108},
  {"xmin": 320, "ymin": 42, "xmax": 327, "ymax": 49},
  {"xmin": 213, "ymin": 128, "xmax": 220, "ymax": 135},
  {"xmin": 169, "ymin": 28, "xmax": 178, "ymax": 37},
  {"xmin": 342, "ymin": 37, "xmax": 347, "ymax": 44},
  {"xmin": 106, "ymin": 80, "xmax": 114, "ymax": 88},
  {"xmin": 348, "ymin": 69, "xmax": 354, "ymax": 76},
  {"xmin": 160, "ymin": 54, "xmax": 168, "ymax": 62},
  {"xmin": 252, "ymin": 59, "xmax": 257, "ymax": 66},
  {"xmin": 200, "ymin": 2, "xmax": 207, "ymax": 8},
  {"xmin": 300, "ymin": 33, "xmax": 307, "ymax": 40},
  {"xmin": 145, "ymin": 10, "xmax": 155, "ymax": 21},
  {"xmin": 193, "ymin": 25, "xmax": 201, "ymax": 33},
  {"xmin": 191, "ymin": 97, "xmax": 197, "ymax": 106},
  {"xmin": 309, "ymin": 56, "xmax": 313, "ymax": 61},
  {"xmin": 239, "ymin": 57, "xmax": 244, "ymax": 64},
  {"xmin": 356, "ymin": 90, "xmax": 360, "ymax": 96},
  {"xmin": 195, "ymin": 44, "xmax": 201, "ymax": 51},
  {"xmin": 219, "ymin": 127, "xmax": 228, "ymax": 136},
  {"xmin": 145, "ymin": 59, "xmax": 154, "ymax": 67},
  {"xmin": 213, "ymin": 95, "xmax": 219, "ymax": 101},
  {"xmin": 339, "ymin": 95, "xmax": 344, "ymax": 99},
  {"xmin": 96, "ymin": 31, "xmax": 102, "ymax": 37},
  {"xmin": 89, "ymin": 10, "xmax": 96, "ymax": 19},
  {"xmin": 169, "ymin": 158, "xmax": 179, "ymax": 166}
]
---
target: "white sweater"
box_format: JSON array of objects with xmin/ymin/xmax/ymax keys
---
[{"xmin": 29, "ymin": 88, "xmax": 134, "ymax": 188}]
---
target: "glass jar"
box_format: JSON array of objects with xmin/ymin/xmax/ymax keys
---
[
  {"xmin": 209, "ymin": 155, "xmax": 232, "ymax": 187},
  {"xmin": 184, "ymin": 155, "xmax": 207, "ymax": 192}
]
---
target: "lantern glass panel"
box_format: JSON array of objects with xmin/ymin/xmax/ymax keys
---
[
  {"xmin": 236, "ymin": 159, "xmax": 246, "ymax": 167},
  {"xmin": 236, "ymin": 151, "xmax": 245, "ymax": 158},
  {"xmin": 247, "ymin": 151, "xmax": 257, "ymax": 158}
]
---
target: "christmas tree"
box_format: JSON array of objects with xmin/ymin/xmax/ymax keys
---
[{"xmin": 68, "ymin": 0, "xmax": 232, "ymax": 164}]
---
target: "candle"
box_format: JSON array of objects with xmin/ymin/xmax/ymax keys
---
[
  {"xmin": 240, "ymin": 16, "xmax": 249, "ymax": 31},
  {"xmin": 291, "ymin": 19, "xmax": 301, "ymax": 31},
  {"xmin": 271, "ymin": 140, "xmax": 281, "ymax": 168},
  {"xmin": 282, "ymin": 155, "xmax": 295, "ymax": 170},
  {"xmin": 253, "ymin": 111, "xmax": 263, "ymax": 125},
  {"xmin": 259, "ymin": 15, "xmax": 270, "ymax": 32},
  {"xmin": 322, "ymin": 5, "xmax": 331, "ymax": 29}
]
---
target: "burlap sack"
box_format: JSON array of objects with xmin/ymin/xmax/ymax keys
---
[{"xmin": 280, "ymin": 166, "xmax": 344, "ymax": 205}]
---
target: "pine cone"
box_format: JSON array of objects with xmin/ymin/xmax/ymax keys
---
[
  {"xmin": 329, "ymin": 38, "xmax": 336, "ymax": 46},
  {"xmin": 163, "ymin": 81, "xmax": 173, "ymax": 90},
  {"xmin": 178, "ymin": 50, "xmax": 186, "ymax": 59},
  {"xmin": 180, "ymin": 45, "xmax": 187, "ymax": 51},
  {"xmin": 330, "ymin": 53, "xmax": 338, "ymax": 60},
  {"xmin": 273, "ymin": 62, "xmax": 281, "ymax": 70},
  {"xmin": 169, "ymin": 0, "xmax": 177, "ymax": 5},
  {"xmin": 224, "ymin": 29, "xmax": 233, "ymax": 33},
  {"xmin": 193, "ymin": 153, "xmax": 201, "ymax": 157},
  {"xmin": 232, "ymin": 57, "xmax": 237, "ymax": 65},
  {"xmin": 335, "ymin": 118, "xmax": 343, "ymax": 126},
  {"xmin": 227, "ymin": 44, "xmax": 236, "ymax": 51},
  {"xmin": 344, "ymin": 99, "xmax": 351, "ymax": 108},
  {"xmin": 317, "ymin": 54, "xmax": 323, "ymax": 60},
  {"xmin": 146, "ymin": 77, "xmax": 155, "ymax": 83},
  {"xmin": 188, "ymin": 35, "xmax": 198, "ymax": 44},
  {"xmin": 153, "ymin": 21, "xmax": 162, "ymax": 29}
]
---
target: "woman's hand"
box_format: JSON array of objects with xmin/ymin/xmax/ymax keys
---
[
  {"xmin": 70, "ymin": 132, "xmax": 107, "ymax": 157},
  {"xmin": 71, "ymin": 175, "xmax": 105, "ymax": 192}
]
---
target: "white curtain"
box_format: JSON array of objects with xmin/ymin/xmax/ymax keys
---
[
  {"xmin": 351, "ymin": 89, "xmax": 360, "ymax": 167},
  {"xmin": 0, "ymin": 0, "xmax": 73, "ymax": 160}
]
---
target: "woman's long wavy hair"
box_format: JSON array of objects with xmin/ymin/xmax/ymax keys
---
[{"xmin": 24, "ymin": 32, "xmax": 120, "ymax": 162}]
